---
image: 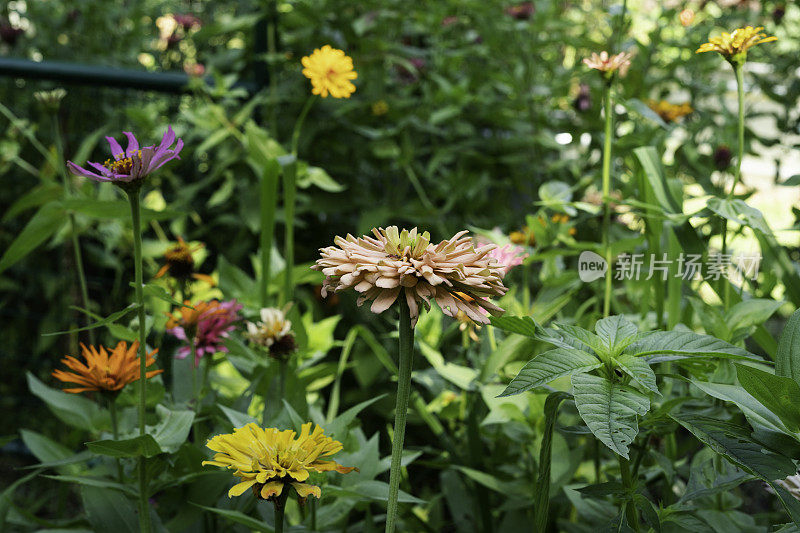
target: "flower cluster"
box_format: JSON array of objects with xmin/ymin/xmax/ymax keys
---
[
  {"xmin": 301, "ymin": 45, "xmax": 357, "ymax": 99},
  {"xmin": 696, "ymin": 26, "xmax": 776, "ymax": 64},
  {"xmin": 203, "ymin": 422, "xmax": 355, "ymax": 500},
  {"xmin": 167, "ymin": 300, "xmax": 242, "ymax": 366},
  {"xmin": 67, "ymin": 127, "xmax": 183, "ymax": 190},
  {"xmin": 245, "ymin": 307, "xmax": 297, "ymax": 359},
  {"xmin": 314, "ymin": 227, "xmax": 507, "ymax": 326},
  {"xmin": 52, "ymin": 341, "xmax": 162, "ymax": 395}
]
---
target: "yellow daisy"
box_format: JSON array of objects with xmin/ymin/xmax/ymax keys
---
[
  {"xmin": 202, "ymin": 422, "xmax": 356, "ymax": 500},
  {"xmin": 696, "ymin": 26, "xmax": 776, "ymax": 63},
  {"xmin": 301, "ymin": 45, "xmax": 357, "ymax": 98}
]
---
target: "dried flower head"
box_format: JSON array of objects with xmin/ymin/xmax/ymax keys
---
[
  {"xmin": 203, "ymin": 422, "xmax": 356, "ymax": 500},
  {"xmin": 167, "ymin": 300, "xmax": 242, "ymax": 366},
  {"xmin": 34, "ymin": 88, "xmax": 67, "ymax": 111},
  {"xmin": 154, "ymin": 236, "xmax": 214, "ymax": 285},
  {"xmin": 647, "ymin": 100, "xmax": 693, "ymax": 123},
  {"xmin": 245, "ymin": 307, "xmax": 297, "ymax": 359},
  {"xmin": 583, "ymin": 51, "xmax": 633, "ymax": 78},
  {"xmin": 67, "ymin": 127, "xmax": 183, "ymax": 191},
  {"xmin": 696, "ymin": 26, "xmax": 776, "ymax": 64},
  {"xmin": 301, "ymin": 45, "xmax": 357, "ymax": 98},
  {"xmin": 52, "ymin": 341, "xmax": 162, "ymax": 394},
  {"xmin": 314, "ymin": 227, "xmax": 507, "ymax": 326}
]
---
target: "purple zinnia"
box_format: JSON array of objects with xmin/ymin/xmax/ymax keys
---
[
  {"xmin": 167, "ymin": 299, "xmax": 242, "ymax": 367},
  {"xmin": 67, "ymin": 126, "xmax": 183, "ymax": 188}
]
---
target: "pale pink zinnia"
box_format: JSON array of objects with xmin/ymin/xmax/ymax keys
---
[
  {"xmin": 167, "ymin": 299, "xmax": 242, "ymax": 366},
  {"xmin": 487, "ymin": 244, "xmax": 529, "ymax": 276},
  {"xmin": 583, "ymin": 51, "xmax": 633, "ymax": 77},
  {"xmin": 313, "ymin": 227, "xmax": 507, "ymax": 326}
]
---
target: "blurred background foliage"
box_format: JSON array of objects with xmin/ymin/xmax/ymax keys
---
[{"xmin": 1, "ymin": 0, "xmax": 799, "ymax": 522}]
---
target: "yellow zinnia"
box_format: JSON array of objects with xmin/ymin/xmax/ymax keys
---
[
  {"xmin": 301, "ymin": 45, "xmax": 357, "ymax": 98},
  {"xmin": 202, "ymin": 422, "xmax": 356, "ymax": 500},
  {"xmin": 696, "ymin": 26, "xmax": 776, "ymax": 63},
  {"xmin": 647, "ymin": 100, "xmax": 693, "ymax": 123}
]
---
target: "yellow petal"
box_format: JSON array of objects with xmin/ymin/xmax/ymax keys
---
[
  {"xmin": 291, "ymin": 482, "xmax": 322, "ymax": 499},
  {"xmin": 260, "ymin": 481, "xmax": 284, "ymax": 499},
  {"xmin": 228, "ymin": 480, "xmax": 256, "ymax": 497}
]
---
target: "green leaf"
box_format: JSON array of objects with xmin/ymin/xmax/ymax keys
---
[
  {"xmin": 500, "ymin": 347, "xmax": 602, "ymax": 397},
  {"xmin": 192, "ymin": 504, "xmax": 272, "ymax": 532},
  {"xmin": 626, "ymin": 330, "xmax": 757, "ymax": 362},
  {"xmin": 691, "ymin": 381, "xmax": 791, "ymax": 435},
  {"xmin": 724, "ymin": 298, "xmax": 784, "ymax": 334},
  {"xmin": 595, "ymin": 315, "xmax": 639, "ymax": 355},
  {"xmin": 534, "ymin": 392, "xmax": 571, "ymax": 533},
  {"xmin": 147, "ymin": 405, "xmax": 194, "ymax": 453},
  {"xmin": 47, "ymin": 475, "xmax": 136, "ymax": 496},
  {"xmin": 298, "ymin": 166, "xmax": 345, "ymax": 192},
  {"xmin": 135, "ymin": 282, "xmax": 187, "ymax": 308},
  {"xmin": 26, "ymin": 373, "xmax": 107, "ymax": 431},
  {"xmin": 327, "ymin": 480, "xmax": 424, "ymax": 504},
  {"xmin": 571, "ymin": 373, "xmax": 650, "ymax": 458},
  {"xmin": 80, "ymin": 486, "xmax": 138, "ymax": 533},
  {"xmin": 633, "ymin": 147, "xmax": 681, "ymax": 214},
  {"xmin": 0, "ymin": 201, "xmax": 65, "ymax": 274},
  {"xmin": 62, "ymin": 198, "xmax": 180, "ymax": 222},
  {"xmin": 613, "ymin": 353, "xmax": 659, "ymax": 395},
  {"xmin": 670, "ymin": 413, "xmax": 796, "ymax": 481},
  {"xmin": 489, "ymin": 315, "xmax": 538, "ymax": 338},
  {"xmin": 779, "ymin": 175, "xmax": 800, "ymax": 186},
  {"xmin": 777, "ymin": 309, "xmax": 800, "ymax": 387},
  {"xmin": 324, "ymin": 395, "xmax": 385, "ymax": 441},
  {"xmin": 19, "ymin": 429, "xmax": 73, "ymax": 464},
  {"xmin": 86, "ymin": 434, "xmax": 162, "ymax": 458},
  {"xmin": 218, "ymin": 405, "xmax": 257, "ymax": 429},
  {"xmin": 42, "ymin": 304, "xmax": 139, "ymax": 337},
  {"xmin": 707, "ymin": 198, "xmax": 772, "ymax": 235},
  {"xmin": 0, "ymin": 469, "xmax": 41, "ymax": 528},
  {"xmin": 552, "ymin": 324, "xmax": 608, "ymax": 357},
  {"xmin": 735, "ymin": 364, "xmax": 800, "ymax": 434},
  {"xmin": 538, "ymin": 181, "xmax": 575, "ymax": 215}
]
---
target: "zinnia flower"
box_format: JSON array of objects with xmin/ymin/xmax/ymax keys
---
[
  {"xmin": 647, "ymin": 100, "xmax": 693, "ymax": 123},
  {"xmin": 313, "ymin": 226, "xmax": 507, "ymax": 326},
  {"xmin": 154, "ymin": 236, "xmax": 215, "ymax": 285},
  {"xmin": 167, "ymin": 300, "xmax": 241, "ymax": 366},
  {"xmin": 301, "ymin": 45, "xmax": 357, "ymax": 98},
  {"xmin": 245, "ymin": 307, "xmax": 297, "ymax": 359},
  {"xmin": 67, "ymin": 126, "xmax": 183, "ymax": 189},
  {"xmin": 52, "ymin": 341, "xmax": 162, "ymax": 394},
  {"xmin": 486, "ymin": 244, "xmax": 529, "ymax": 276},
  {"xmin": 696, "ymin": 26, "xmax": 776, "ymax": 64},
  {"xmin": 202, "ymin": 422, "xmax": 356, "ymax": 500},
  {"xmin": 583, "ymin": 51, "xmax": 633, "ymax": 78}
]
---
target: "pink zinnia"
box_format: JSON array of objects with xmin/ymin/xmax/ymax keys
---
[
  {"xmin": 488, "ymin": 244, "xmax": 529, "ymax": 276},
  {"xmin": 167, "ymin": 299, "xmax": 242, "ymax": 366}
]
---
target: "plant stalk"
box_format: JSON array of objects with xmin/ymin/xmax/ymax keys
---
[
  {"xmin": 127, "ymin": 191, "xmax": 151, "ymax": 533},
  {"xmin": 601, "ymin": 84, "xmax": 614, "ymax": 317},
  {"xmin": 273, "ymin": 490, "xmax": 288, "ymax": 533},
  {"xmin": 618, "ymin": 455, "xmax": 640, "ymax": 532},
  {"xmin": 109, "ymin": 397, "xmax": 123, "ymax": 482},
  {"xmin": 259, "ymin": 160, "xmax": 279, "ymax": 307},
  {"xmin": 386, "ymin": 292, "xmax": 415, "ymax": 533}
]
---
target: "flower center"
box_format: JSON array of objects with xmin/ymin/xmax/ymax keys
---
[{"xmin": 103, "ymin": 150, "xmax": 142, "ymax": 175}]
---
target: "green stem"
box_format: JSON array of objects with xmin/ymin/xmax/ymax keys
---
[
  {"xmin": 259, "ymin": 160, "xmax": 279, "ymax": 307},
  {"xmin": 190, "ymin": 338, "xmax": 200, "ymax": 440},
  {"xmin": 109, "ymin": 398, "xmax": 123, "ymax": 483},
  {"xmin": 601, "ymin": 84, "xmax": 614, "ymax": 317},
  {"xmin": 54, "ymin": 114, "xmax": 95, "ymax": 345},
  {"xmin": 278, "ymin": 357, "xmax": 287, "ymax": 400},
  {"xmin": 282, "ymin": 96, "xmax": 317, "ymax": 305},
  {"xmin": 327, "ymin": 328, "xmax": 359, "ymax": 423},
  {"xmin": 618, "ymin": 455, "xmax": 640, "ymax": 532},
  {"xmin": 273, "ymin": 490, "xmax": 288, "ymax": 533},
  {"xmin": 386, "ymin": 292, "xmax": 415, "ymax": 533},
  {"xmin": 127, "ymin": 191, "xmax": 151, "ymax": 533}
]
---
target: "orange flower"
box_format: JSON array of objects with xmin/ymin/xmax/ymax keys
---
[
  {"xmin": 52, "ymin": 341, "xmax": 162, "ymax": 394},
  {"xmin": 154, "ymin": 236, "xmax": 215, "ymax": 285}
]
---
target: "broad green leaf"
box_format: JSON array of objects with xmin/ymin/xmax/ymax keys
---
[
  {"xmin": 27, "ymin": 373, "xmax": 107, "ymax": 431},
  {"xmin": 193, "ymin": 505, "xmax": 273, "ymax": 532},
  {"xmin": 19, "ymin": 429, "xmax": 73, "ymax": 464},
  {"xmin": 327, "ymin": 480, "xmax": 423, "ymax": 504},
  {"xmin": 595, "ymin": 315, "xmax": 639, "ymax": 355},
  {"xmin": 298, "ymin": 165, "xmax": 345, "ymax": 192},
  {"xmin": 538, "ymin": 181, "xmax": 575, "ymax": 215},
  {"xmin": 218, "ymin": 405, "xmax": 257, "ymax": 428},
  {"xmin": 324, "ymin": 395, "xmax": 385, "ymax": 441},
  {"xmin": 777, "ymin": 309, "xmax": 800, "ymax": 386},
  {"xmin": 80, "ymin": 486, "xmax": 138, "ymax": 533},
  {"xmin": 86, "ymin": 434, "xmax": 162, "ymax": 458},
  {"xmin": 42, "ymin": 304, "xmax": 139, "ymax": 337},
  {"xmin": 62, "ymin": 198, "xmax": 180, "ymax": 222},
  {"xmin": 455, "ymin": 466, "xmax": 532, "ymax": 499},
  {"xmin": 147, "ymin": 405, "xmax": 194, "ymax": 453},
  {"xmin": 135, "ymin": 283, "xmax": 187, "ymax": 308},
  {"xmin": 552, "ymin": 324, "xmax": 607, "ymax": 357},
  {"xmin": 691, "ymin": 381, "xmax": 790, "ymax": 435},
  {"xmin": 670, "ymin": 413, "xmax": 796, "ymax": 481},
  {"xmin": 679, "ymin": 457, "xmax": 754, "ymax": 503},
  {"xmin": 725, "ymin": 299, "xmax": 784, "ymax": 335},
  {"xmin": 0, "ymin": 201, "xmax": 65, "ymax": 274},
  {"xmin": 500, "ymin": 347, "xmax": 602, "ymax": 397},
  {"xmin": 571, "ymin": 373, "xmax": 650, "ymax": 458},
  {"xmin": 633, "ymin": 146, "xmax": 681, "ymax": 214},
  {"xmin": 2, "ymin": 183, "xmax": 62, "ymax": 222},
  {"xmin": 707, "ymin": 198, "xmax": 772, "ymax": 235},
  {"xmin": 735, "ymin": 364, "xmax": 800, "ymax": 434},
  {"xmin": 489, "ymin": 315, "xmax": 538, "ymax": 338},
  {"xmin": 626, "ymin": 330, "xmax": 757, "ymax": 362},
  {"xmin": 48, "ymin": 475, "xmax": 136, "ymax": 496},
  {"xmin": 613, "ymin": 353, "xmax": 659, "ymax": 395}
]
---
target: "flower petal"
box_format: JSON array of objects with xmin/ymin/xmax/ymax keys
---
[{"xmin": 228, "ymin": 479, "xmax": 256, "ymax": 497}]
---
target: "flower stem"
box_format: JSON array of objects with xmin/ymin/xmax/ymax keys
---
[
  {"xmin": 282, "ymin": 96, "xmax": 317, "ymax": 305},
  {"xmin": 386, "ymin": 292, "xmax": 415, "ymax": 533},
  {"xmin": 190, "ymin": 338, "xmax": 200, "ymax": 440},
  {"xmin": 127, "ymin": 191, "xmax": 151, "ymax": 533},
  {"xmin": 273, "ymin": 490, "xmax": 288, "ymax": 533},
  {"xmin": 54, "ymin": 114, "xmax": 94, "ymax": 345},
  {"xmin": 601, "ymin": 84, "xmax": 614, "ymax": 317},
  {"xmin": 109, "ymin": 397, "xmax": 123, "ymax": 483},
  {"xmin": 618, "ymin": 455, "xmax": 640, "ymax": 532}
]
